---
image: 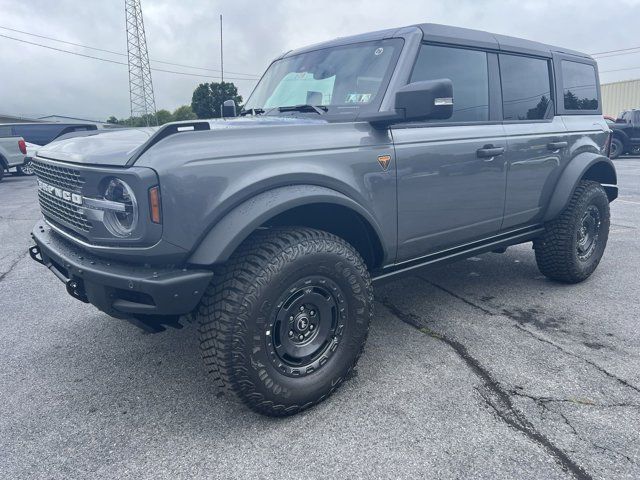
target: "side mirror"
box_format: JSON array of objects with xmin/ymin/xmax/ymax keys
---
[
  {"xmin": 396, "ymin": 79, "xmax": 453, "ymax": 122},
  {"xmin": 366, "ymin": 78, "xmax": 453, "ymax": 128},
  {"xmin": 221, "ymin": 99, "xmax": 237, "ymax": 118}
]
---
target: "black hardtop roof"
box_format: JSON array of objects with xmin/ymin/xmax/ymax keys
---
[{"xmin": 284, "ymin": 23, "xmax": 591, "ymax": 60}]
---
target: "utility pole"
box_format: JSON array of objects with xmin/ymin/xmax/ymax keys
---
[
  {"xmin": 220, "ymin": 14, "xmax": 224, "ymax": 83},
  {"xmin": 125, "ymin": 0, "xmax": 157, "ymax": 126}
]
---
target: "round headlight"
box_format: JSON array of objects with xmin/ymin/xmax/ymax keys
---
[{"xmin": 102, "ymin": 178, "xmax": 138, "ymax": 237}]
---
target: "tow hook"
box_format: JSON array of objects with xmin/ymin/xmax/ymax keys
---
[
  {"xmin": 28, "ymin": 245, "xmax": 44, "ymax": 265},
  {"xmin": 66, "ymin": 279, "xmax": 89, "ymax": 303}
]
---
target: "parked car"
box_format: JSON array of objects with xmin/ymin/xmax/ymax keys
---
[
  {"xmin": 0, "ymin": 129, "xmax": 26, "ymax": 182},
  {"xmin": 608, "ymin": 109, "xmax": 640, "ymax": 158},
  {"xmin": 28, "ymin": 23, "xmax": 616, "ymax": 416},
  {"xmin": 0, "ymin": 123, "xmax": 98, "ymax": 175}
]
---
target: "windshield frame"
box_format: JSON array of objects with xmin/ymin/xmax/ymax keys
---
[{"xmin": 243, "ymin": 38, "xmax": 405, "ymax": 121}]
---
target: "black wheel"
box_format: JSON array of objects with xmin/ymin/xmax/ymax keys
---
[
  {"xmin": 534, "ymin": 180, "xmax": 610, "ymax": 283},
  {"xmin": 17, "ymin": 158, "xmax": 35, "ymax": 176},
  {"xmin": 609, "ymin": 137, "xmax": 624, "ymax": 159},
  {"xmin": 198, "ymin": 227, "xmax": 374, "ymax": 416}
]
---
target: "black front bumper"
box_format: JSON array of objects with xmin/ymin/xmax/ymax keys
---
[{"xmin": 30, "ymin": 220, "xmax": 213, "ymax": 319}]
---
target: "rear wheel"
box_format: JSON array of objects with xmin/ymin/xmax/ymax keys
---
[
  {"xmin": 609, "ymin": 137, "xmax": 624, "ymax": 159},
  {"xmin": 17, "ymin": 159, "xmax": 35, "ymax": 176},
  {"xmin": 197, "ymin": 227, "xmax": 374, "ymax": 416},
  {"xmin": 534, "ymin": 180, "xmax": 610, "ymax": 283}
]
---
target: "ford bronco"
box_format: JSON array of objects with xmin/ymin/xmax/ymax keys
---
[{"xmin": 29, "ymin": 24, "xmax": 617, "ymax": 416}]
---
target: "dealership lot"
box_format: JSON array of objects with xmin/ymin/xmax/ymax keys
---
[{"xmin": 1, "ymin": 158, "xmax": 639, "ymax": 480}]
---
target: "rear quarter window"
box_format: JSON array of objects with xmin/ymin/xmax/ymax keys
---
[{"xmin": 561, "ymin": 61, "xmax": 598, "ymax": 111}]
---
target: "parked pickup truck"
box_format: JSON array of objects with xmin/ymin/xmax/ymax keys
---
[
  {"xmin": 29, "ymin": 23, "xmax": 617, "ymax": 416},
  {"xmin": 0, "ymin": 131, "xmax": 26, "ymax": 182},
  {"xmin": 608, "ymin": 109, "xmax": 640, "ymax": 159}
]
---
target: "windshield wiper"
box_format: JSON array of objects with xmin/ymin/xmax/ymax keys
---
[
  {"xmin": 239, "ymin": 108, "xmax": 265, "ymax": 117},
  {"xmin": 278, "ymin": 104, "xmax": 328, "ymax": 115}
]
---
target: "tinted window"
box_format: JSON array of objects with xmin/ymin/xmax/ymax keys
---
[
  {"xmin": 12, "ymin": 124, "xmax": 67, "ymax": 145},
  {"xmin": 561, "ymin": 61, "xmax": 598, "ymax": 111},
  {"xmin": 500, "ymin": 55, "xmax": 552, "ymax": 121},
  {"xmin": 410, "ymin": 45, "xmax": 489, "ymax": 122}
]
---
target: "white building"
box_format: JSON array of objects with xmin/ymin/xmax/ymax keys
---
[{"xmin": 601, "ymin": 79, "xmax": 640, "ymax": 118}]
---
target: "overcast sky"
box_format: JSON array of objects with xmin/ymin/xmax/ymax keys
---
[{"xmin": 1, "ymin": 0, "xmax": 640, "ymax": 121}]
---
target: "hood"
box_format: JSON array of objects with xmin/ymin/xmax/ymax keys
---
[{"xmin": 36, "ymin": 116, "xmax": 327, "ymax": 167}]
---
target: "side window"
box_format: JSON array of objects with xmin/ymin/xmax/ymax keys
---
[
  {"xmin": 561, "ymin": 61, "xmax": 598, "ymax": 111},
  {"xmin": 410, "ymin": 44, "xmax": 489, "ymax": 122},
  {"xmin": 500, "ymin": 55, "xmax": 552, "ymax": 121}
]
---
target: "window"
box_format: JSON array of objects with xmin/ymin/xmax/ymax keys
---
[
  {"xmin": 244, "ymin": 39, "xmax": 403, "ymax": 115},
  {"xmin": 410, "ymin": 45, "xmax": 489, "ymax": 122},
  {"xmin": 561, "ymin": 61, "xmax": 598, "ymax": 111},
  {"xmin": 500, "ymin": 55, "xmax": 552, "ymax": 121},
  {"xmin": 12, "ymin": 124, "xmax": 67, "ymax": 145}
]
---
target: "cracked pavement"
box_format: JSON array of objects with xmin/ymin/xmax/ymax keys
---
[{"xmin": 1, "ymin": 158, "xmax": 639, "ymax": 479}]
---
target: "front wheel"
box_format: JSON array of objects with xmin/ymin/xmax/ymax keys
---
[
  {"xmin": 198, "ymin": 227, "xmax": 374, "ymax": 416},
  {"xmin": 534, "ymin": 180, "xmax": 610, "ymax": 283}
]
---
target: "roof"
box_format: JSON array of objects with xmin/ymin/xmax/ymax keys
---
[
  {"xmin": 284, "ymin": 23, "xmax": 591, "ymax": 60},
  {"xmin": 37, "ymin": 114, "xmax": 107, "ymax": 124}
]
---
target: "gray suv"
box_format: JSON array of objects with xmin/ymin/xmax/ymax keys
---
[{"xmin": 29, "ymin": 24, "xmax": 617, "ymax": 416}]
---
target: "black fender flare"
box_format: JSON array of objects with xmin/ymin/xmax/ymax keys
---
[
  {"xmin": 543, "ymin": 152, "xmax": 617, "ymax": 222},
  {"xmin": 187, "ymin": 185, "xmax": 386, "ymax": 266}
]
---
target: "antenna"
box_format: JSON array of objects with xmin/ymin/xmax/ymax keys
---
[
  {"xmin": 220, "ymin": 14, "xmax": 224, "ymax": 83},
  {"xmin": 125, "ymin": 0, "xmax": 157, "ymax": 126}
]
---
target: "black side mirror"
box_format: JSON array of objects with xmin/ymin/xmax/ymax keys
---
[
  {"xmin": 365, "ymin": 78, "xmax": 453, "ymax": 128},
  {"xmin": 221, "ymin": 99, "xmax": 237, "ymax": 118},
  {"xmin": 395, "ymin": 79, "xmax": 453, "ymax": 122}
]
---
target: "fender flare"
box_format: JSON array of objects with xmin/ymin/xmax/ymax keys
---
[
  {"xmin": 543, "ymin": 152, "xmax": 617, "ymax": 222},
  {"xmin": 187, "ymin": 185, "xmax": 385, "ymax": 266}
]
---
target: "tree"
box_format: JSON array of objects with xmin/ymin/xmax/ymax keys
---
[
  {"xmin": 172, "ymin": 104, "xmax": 197, "ymax": 121},
  {"xmin": 106, "ymin": 116, "xmax": 119, "ymax": 124},
  {"xmin": 155, "ymin": 109, "xmax": 174, "ymax": 125},
  {"xmin": 191, "ymin": 82, "xmax": 242, "ymax": 119}
]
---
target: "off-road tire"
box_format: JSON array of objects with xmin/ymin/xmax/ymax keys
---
[
  {"xmin": 609, "ymin": 137, "xmax": 624, "ymax": 159},
  {"xmin": 197, "ymin": 227, "xmax": 374, "ymax": 416},
  {"xmin": 534, "ymin": 180, "xmax": 610, "ymax": 283}
]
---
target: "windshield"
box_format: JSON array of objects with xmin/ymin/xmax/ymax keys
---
[{"xmin": 244, "ymin": 39, "xmax": 403, "ymax": 116}]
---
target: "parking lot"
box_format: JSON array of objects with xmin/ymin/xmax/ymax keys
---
[{"xmin": 0, "ymin": 157, "xmax": 638, "ymax": 480}]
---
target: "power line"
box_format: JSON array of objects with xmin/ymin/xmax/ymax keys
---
[
  {"xmin": 599, "ymin": 65, "xmax": 640, "ymax": 74},
  {"xmin": 0, "ymin": 32, "xmax": 258, "ymax": 81},
  {"xmin": 0, "ymin": 24, "xmax": 260, "ymax": 78},
  {"xmin": 591, "ymin": 45, "xmax": 640, "ymax": 57}
]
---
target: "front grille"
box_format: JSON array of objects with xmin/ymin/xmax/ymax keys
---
[
  {"xmin": 38, "ymin": 189, "xmax": 92, "ymax": 232},
  {"xmin": 32, "ymin": 159, "xmax": 85, "ymax": 192}
]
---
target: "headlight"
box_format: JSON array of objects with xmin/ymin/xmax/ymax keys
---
[{"xmin": 102, "ymin": 177, "xmax": 138, "ymax": 237}]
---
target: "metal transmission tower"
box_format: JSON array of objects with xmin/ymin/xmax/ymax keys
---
[{"xmin": 125, "ymin": 0, "xmax": 157, "ymax": 126}]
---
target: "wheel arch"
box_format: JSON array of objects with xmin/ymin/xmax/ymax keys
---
[
  {"xmin": 187, "ymin": 185, "xmax": 388, "ymax": 269},
  {"xmin": 543, "ymin": 153, "xmax": 617, "ymax": 222}
]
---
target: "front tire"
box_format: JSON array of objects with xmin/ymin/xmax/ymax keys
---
[
  {"xmin": 534, "ymin": 180, "xmax": 610, "ymax": 283},
  {"xmin": 198, "ymin": 227, "xmax": 374, "ymax": 416}
]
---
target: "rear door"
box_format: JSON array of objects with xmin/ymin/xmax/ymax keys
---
[
  {"xmin": 500, "ymin": 54, "xmax": 568, "ymax": 229},
  {"xmin": 393, "ymin": 44, "xmax": 507, "ymax": 261}
]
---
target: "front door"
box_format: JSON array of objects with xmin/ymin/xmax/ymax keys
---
[{"xmin": 393, "ymin": 44, "xmax": 507, "ymax": 262}]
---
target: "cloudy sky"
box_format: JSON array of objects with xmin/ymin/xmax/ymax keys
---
[{"xmin": 1, "ymin": 0, "xmax": 640, "ymax": 121}]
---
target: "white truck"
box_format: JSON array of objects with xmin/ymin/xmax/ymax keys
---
[{"xmin": 0, "ymin": 128, "xmax": 26, "ymax": 182}]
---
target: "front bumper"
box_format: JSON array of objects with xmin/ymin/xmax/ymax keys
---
[{"xmin": 30, "ymin": 219, "xmax": 213, "ymax": 319}]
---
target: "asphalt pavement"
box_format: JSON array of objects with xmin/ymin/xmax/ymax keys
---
[{"xmin": 1, "ymin": 157, "xmax": 639, "ymax": 479}]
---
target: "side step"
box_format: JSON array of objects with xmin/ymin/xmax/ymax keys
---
[{"xmin": 372, "ymin": 225, "xmax": 544, "ymax": 283}]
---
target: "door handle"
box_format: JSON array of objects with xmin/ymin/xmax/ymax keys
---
[
  {"xmin": 476, "ymin": 146, "xmax": 505, "ymax": 158},
  {"xmin": 547, "ymin": 141, "xmax": 568, "ymax": 150}
]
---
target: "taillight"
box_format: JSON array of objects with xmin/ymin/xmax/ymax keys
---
[
  {"xmin": 18, "ymin": 139, "xmax": 26, "ymax": 155},
  {"xmin": 148, "ymin": 186, "xmax": 162, "ymax": 224},
  {"xmin": 605, "ymin": 131, "xmax": 612, "ymax": 158}
]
